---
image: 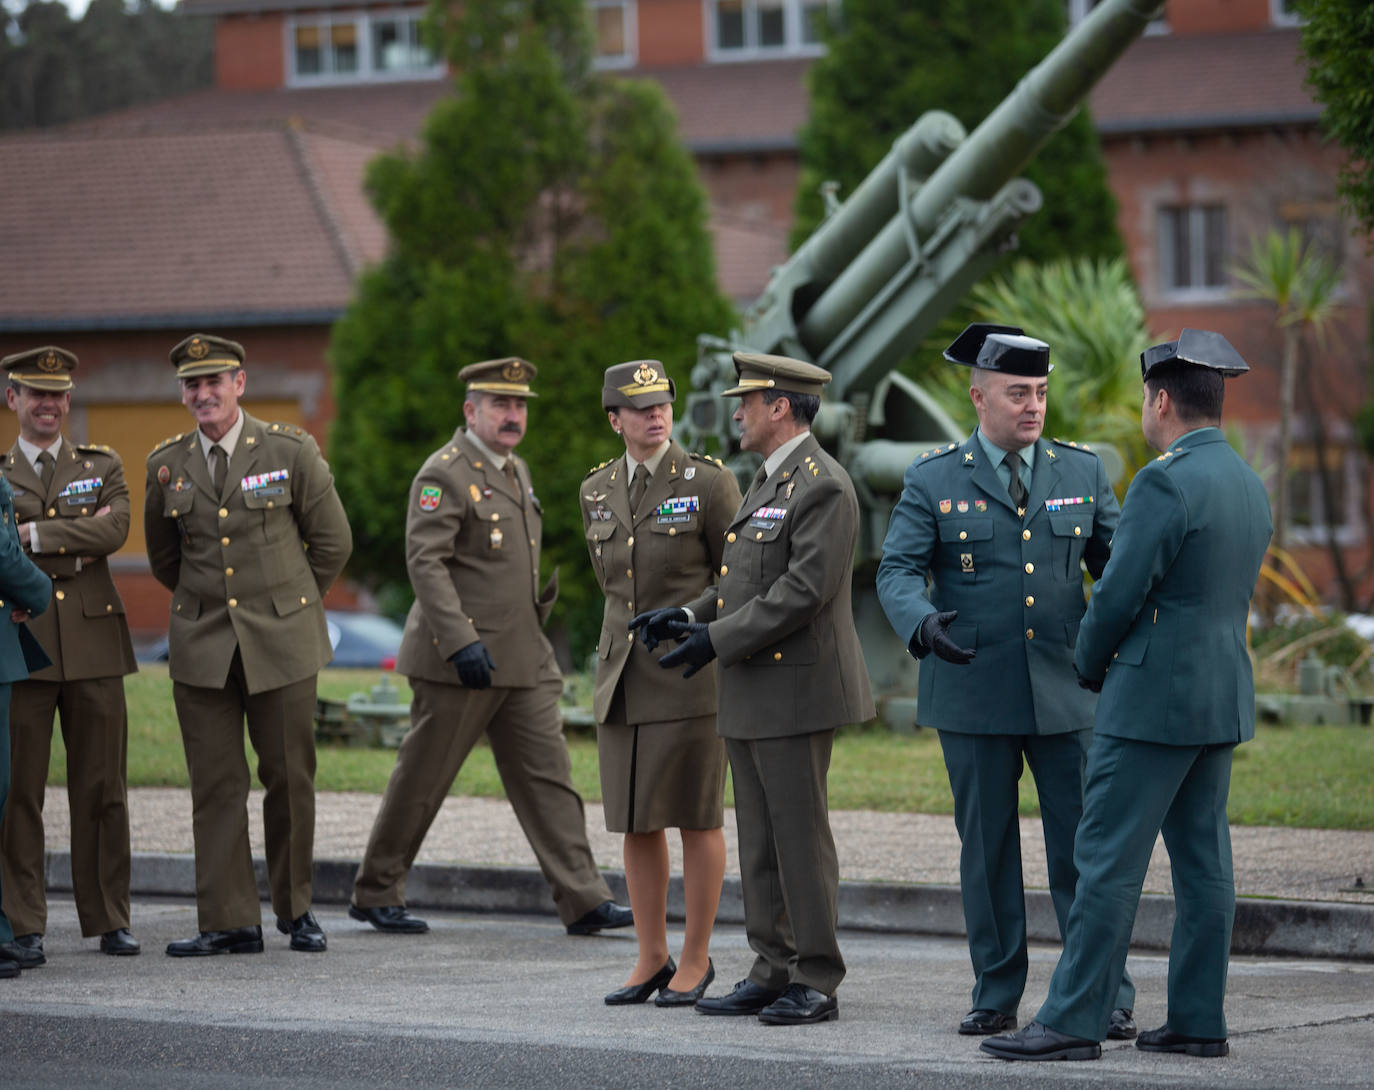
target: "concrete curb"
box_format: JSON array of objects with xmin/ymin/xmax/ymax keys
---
[{"xmin": 44, "ymin": 850, "xmax": 1374, "ymax": 961}]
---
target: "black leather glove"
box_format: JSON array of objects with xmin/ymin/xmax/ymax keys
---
[
  {"xmin": 919, "ymin": 610, "xmax": 976, "ymax": 665},
  {"xmin": 628, "ymin": 607, "xmax": 690, "ymax": 652},
  {"xmin": 1076, "ymin": 668, "xmax": 1103, "ymax": 693},
  {"xmin": 450, "ymin": 640, "xmax": 496, "ymax": 689},
  {"xmin": 658, "ymin": 623, "xmax": 716, "ymax": 679}
]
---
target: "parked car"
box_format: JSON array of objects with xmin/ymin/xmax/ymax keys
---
[{"xmin": 135, "ymin": 610, "xmax": 404, "ymax": 670}]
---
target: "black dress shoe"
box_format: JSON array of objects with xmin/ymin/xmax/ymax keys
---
[
  {"xmin": 655, "ymin": 959, "xmax": 714, "ymax": 1007},
  {"xmin": 758, "ymin": 983, "xmax": 839, "ymax": 1025},
  {"xmin": 0, "ymin": 936, "xmax": 44, "ymax": 969},
  {"xmin": 100, "ymin": 928, "xmax": 141, "ymax": 956},
  {"xmin": 165, "ymin": 926, "xmax": 264, "ymax": 957},
  {"xmin": 695, "ymin": 978, "xmax": 783, "ymax": 1016},
  {"xmin": 276, "ymin": 911, "xmax": 327, "ymax": 952},
  {"xmin": 0, "ymin": 957, "xmax": 17, "ymax": 979},
  {"xmin": 348, "ymin": 903, "xmax": 430, "ymax": 933},
  {"xmin": 1136, "ymin": 1024, "xmax": 1229, "ymax": 1057},
  {"xmin": 979, "ymin": 1021, "xmax": 1101, "ymax": 1062},
  {"xmin": 604, "ymin": 958, "xmax": 675, "ymax": 1005},
  {"xmin": 959, "ymin": 1008, "xmax": 1017, "ymax": 1035},
  {"xmin": 566, "ymin": 900, "xmax": 633, "ymax": 935},
  {"xmin": 1107, "ymin": 1006, "xmax": 1137, "ymax": 1040}
]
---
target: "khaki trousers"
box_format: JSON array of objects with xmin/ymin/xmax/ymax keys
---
[
  {"xmin": 173, "ymin": 653, "xmax": 318, "ymax": 931},
  {"xmin": 353, "ymin": 672, "xmax": 611, "ymax": 926},
  {"xmin": 1, "ymin": 677, "xmax": 131, "ymax": 937}
]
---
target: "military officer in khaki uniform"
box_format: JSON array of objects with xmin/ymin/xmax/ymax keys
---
[
  {"xmin": 145, "ymin": 334, "xmax": 352, "ymax": 957},
  {"xmin": 582, "ymin": 360, "xmax": 741, "ymax": 1007},
  {"xmin": 0, "ymin": 346, "xmax": 140, "ymax": 962},
  {"xmin": 350, "ymin": 358, "xmax": 631, "ymax": 937},
  {"xmin": 635, "ymin": 353, "xmax": 875, "ymax": 1025}
]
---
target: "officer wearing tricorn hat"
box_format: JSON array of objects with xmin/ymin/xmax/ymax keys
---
[
  {"xmin": 144, "ymin": 333, "xmax": 352, "ymax": 958},
  {"xmin": 633, "ymin": 350, "xmax": 875, "ymax": 1024},
  {"xmin": 350, "ymin": 357, "xmax": 632, "ymax": 938},
  {"xmin": 581, "ymin": 360, "xmax": 741, "ymax": 1007},
  {"xmin": 0, "ymin": 345, "xmax": 140, "ymax": 964},
  {"xmin": 876, "ymin": 323, "xmax": 1135, "ymax": 1039},
  {"xmin": 983, "ymin": 329, "xmax": 1272, "ymax": 1063}
]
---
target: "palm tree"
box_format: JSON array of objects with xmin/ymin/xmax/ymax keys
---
[{"xmin": 1233, "ymin": 227, "xmax": 1341, "ymax": 566}]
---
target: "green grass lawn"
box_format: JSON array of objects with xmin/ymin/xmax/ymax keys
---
[{"xmin": 41, "ymin": 666, "xmax": 1373, "ymax": 830}]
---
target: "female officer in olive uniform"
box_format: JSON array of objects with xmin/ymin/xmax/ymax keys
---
[{"xmin": 580, "ymin": 360, "xmax": 741, "ymax": 1007}]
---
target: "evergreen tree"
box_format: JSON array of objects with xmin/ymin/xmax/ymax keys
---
[
  {"xmin": 330, "ymin": 0, "xmax": 733, "ymax": 659},
  {"xmin": 793, "ymin": 0, "xmax": 1122, "ymax": 265}
]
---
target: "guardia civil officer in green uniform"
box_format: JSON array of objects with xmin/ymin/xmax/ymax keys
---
[
  {"xmin": 145, "ymin": 334, "xmax": 352, "ymax": 957},
  {"xmin": 350, "ymin": 358, "xmax": 631, "ymax": 938},
  {"xmin": 0, "ymin": 346, "xmax": 140, "ymax": 963},
  {"xmin": 0, "ymin": 453, "xmax": 53, "ymax": 977},
  {"xmin": 875, "ymin": 324, "xmax": 1134, "ymax": 1037},
  {"xmin": 582, "ymin": 360, "xmax": 741, "ymax": 1007},
  {"xmin": 635, "ymin": 352, "xmax": 875, "ymax": 1026},
  {"xmin": 983, "ymin": 331, "xmax": 1272, "ymax": 1063}
]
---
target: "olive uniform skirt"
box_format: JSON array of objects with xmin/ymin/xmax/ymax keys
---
[{"xmin": 598, "ymin": 688, "xmax": 726, "ymax": 834}]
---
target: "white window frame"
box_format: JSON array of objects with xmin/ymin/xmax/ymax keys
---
[
  {"xmin": 704, "ymin": 0, "xmax": 837, "ymax": 62},
  {"xmin": 590, "ymin": 0, "xmax": 637, "ymax": 70},
  {"xmin": 1286, "ymin": 445, "xmax": 1366, "ymax": 548},
  {"xmin": 286, "ymin": 9, "xmax": 445, "ymax": 87},
  {"xmin": 1270, "ymin": 0, "xmax": 1303, "ymax": 28},
  {"xmin": 1157, "ymin": 203, "xmax": 1231, "ymax": 302},
  {"xmin": 1066, "ymin": 0, "xmax": 1168, "ymax": 35}
]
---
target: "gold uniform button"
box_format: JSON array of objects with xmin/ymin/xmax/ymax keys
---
[
  {"xmin": 627, "ymin": 536, "xmax": 635, "ymax": 547},
  {"xmin": 628, "ymin": 601, "xmax": 634, "ymax": 610},
  {"xmin": 228, "ymin": 598, "xmax": 238, "ymax": 607},
  {"xmin": 1025, "ymin": 628, "xmax": 1034, "ymax": 640},
  {"xmin": 1025, "ymin": 596, "xmax": 1034, "ymax": 607},
  {"xmin": 105, "ymin": 604, "xmax": 113, "ymax": 613},
  {"xmin": 58, "ymin": 547, "xmax": 66, "ymax": 555},
  {"xmin": 529, "ymin": 538, "xmax": 535, "ymax": 547},
  {"xmin": 1074, "ymin": 526, "xmax": 1082, "ymax": 536},
  {"xmin": 716, "ymin": 598, "xmax": 724, "ymax": 609},
  {"xmin": 47, "ymin": 508, "xmax": 55, "ymax": 517},
  {"xmin": 720, "ymin": 564, "xmax": 728, "ymax": 575},
  {"xmin": 491, "ymin": 513, "xmax": 499, "ymax": 521},
  {"xmin": 170, "ymin": 508, "xmax": 178, "ymax": 517},
  {"xmin": 221, "ymin": 537, "xmax": 230, "ymax": 546},
  {"xmin": 626, "ymin": 569, "xmax": 633, "ymax": 578},
  {"xmin": 727, "ymin": 532, "xmax": 737, "ymax": 543},
  {"xmin": 1024, "ymin": 562, "xmax": 1034, "ymax": 574},
  {"xmin": 81, "ymin": 507, "xmax": 89, "ymax": 515},
  {"xmin": 55, "ymin": 590, "xmax": 65, "ymax": 601},
  {"xmin": 756, "ymin": 531, "xmax": 763, "ymax": 540},
  {"xmin": 959, "ymin": 531, "xmax": 967, "ymax": 541},
  {"xmin": 773, "ymin": 651, "xmax": 782, "ymax": 661},
  {"xmin": 219, "ymin": 507, "xmax": 228, "ymax": 518},
  {"xmin": 626, "ymin": 632, "xmax": 634, "ymax": 643},
  {"xmin": 267, "ymin": 501, "xmax": 274, "ymax": 508},
  {"xmin": 1022, "ymin": 529, "xmax": 1031, "ymax": 541},
  {"xmin": 1113, "ymin": 651, "xmax": 1119, "ymax": 659},
  {"xmin": 225, "ymin": 567, "xmax": 234, "ymax": 577},
  {"xmin": 668, "ymin": 528, "xmax": 677, "ymax": 536},
  {"xmin": 300, "ymin": 596, "xmax": 308, "ymax": 605}
]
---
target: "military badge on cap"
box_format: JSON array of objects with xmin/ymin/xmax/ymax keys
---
[
  {"xmin": 602, "ymin": 359, "xmax": 675, "ymax": 410},
  {"xmin": 460, "ymin": 357, "xmax": 538, "ymax": 398},
  {"xmin": 0, "ymin": 344, "xmax": 78, "ymax": 391},
  {"xmin": 169, "ymin": 333, "xmax": 244, "ymax": 378}
]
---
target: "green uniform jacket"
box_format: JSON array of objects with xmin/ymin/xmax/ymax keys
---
[
  {"xmin": 144, "ymin": 414, "xmax": 352, "ymax": 694},
  {"xmin": 876, "ymin": 432, "xmax": 1119, "ymax": 736},
  {"xmin": 1075, "ymin": 427, "xmax": 1272, "ymax": 745},
  {"xmin": 6, "ymin": 441, "xmax": 136, "ymax": 680},
  {"xmin": 685, "ymin": 433, "xmax": 874, "ymax": 739},
  {"xmin": 0, "ymin": 474, "xmax": 53, "ymax": 681},
  {"xmin": 582, "ymin": 441, "xmax": 740, "ymax": 725},
  {"xmin": 395, "ymin": 429, "xmax": 557, "ymax": 689}
]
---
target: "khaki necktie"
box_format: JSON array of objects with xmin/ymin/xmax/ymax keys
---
[
  {"xmin": 629, "ymin": 464, "xmax": 650, "ymax": 512},
  {"xmin": 210, "ymin": 443, "xmax": 228, "ymax": 495},
  {"xmin": 37, "ymin": 450, "xmax": 55, "ymax": 493},
  {"xmin": 1003, "ymin": 451, "xmax": 1027, "ymax": 513}
]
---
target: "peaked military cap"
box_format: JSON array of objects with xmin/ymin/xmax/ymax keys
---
[
  {"xmin": 171, "ymin": 333, "xmax": 244, "ymax": 378},
  {"xmin": 1, "ymin": 345, "xmax": 77, "ymax": 391},
  {"xmin": 603, "ymin": 359, "xmax": 675, "ymax": 410},
  {"xmin": 723, "ymin": 352, "xmax": 832, "ymax": 398},
  {"xmin": 460, "ymin": 357, "xmax": 538, "ymax": 398},
  {"xmin": 1141, "ymin": 329, "xmax": 1250, "ymax": 380},
  {"xmin": 944, "ymin": 322, "xmax": 1053, "ymax": 376}
]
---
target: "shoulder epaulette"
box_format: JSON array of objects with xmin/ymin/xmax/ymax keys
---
[
  {"xmin": 264, "ymin": 422, "xmax": 307, "ymax": 442},
  {"xmin": 584, "ymin": 459, "xmax": 612, "ymax": 479},
  {"xmin": 687, "ymin": 451, "xmax": 725, "ymax": 468},
  {"xmin": 148, "ymin": 433, "xmax": 185, "ymax": 457},
  {"xmin": 1050, "ymin": 436, "xmax": 1097, "ymax": 454},
  {"xmin": 75, "ymin": 442, "xmax": 114, "ymax": 455},
  {"xmin": 913, "ymin": 442, "xmax": 960, "ymax": 466}
]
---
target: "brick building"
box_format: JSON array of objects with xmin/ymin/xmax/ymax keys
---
[{"xmin": 0, "ymin": 0, "xmax": 1370, "ymax": 635}]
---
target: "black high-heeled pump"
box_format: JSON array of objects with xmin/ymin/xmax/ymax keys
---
[
  {"xmin": 655, "ymin": 958, "xmax": 715, "ymax": 1007},
  {"xmin": 604, "ymin": 958, "xmax": 676, "ymax": 1005}
]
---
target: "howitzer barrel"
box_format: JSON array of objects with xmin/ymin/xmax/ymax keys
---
[{"xmin": 797, "ymin": 0, "xmax": 1163, "ymax": 359}]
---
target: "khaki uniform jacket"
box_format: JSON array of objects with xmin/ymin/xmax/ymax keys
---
[
  {"xmin": 6, "ymin": 441, "xmax": 136, "ymax": 681},
  {"xmin": 581, "ymin": 440, "xmax": 741, "ymax": 724},
  {"xmin": 144, "ymin": 413, "xmax": 352, "ymax": 694},
  {"xmin": 685, "ymin": 433, "xmax": 875, "ymax": 739},
  {"xmin": 395, "ymin": 429, "xmax": 557, "ymax": 688},
  {"xmin": 0, "ymin": 474, "xmax": 53, "ymax": 683}
]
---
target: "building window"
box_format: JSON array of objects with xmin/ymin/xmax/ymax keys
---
[
  {"xmin": 1158, "ymin": 204, "xmax": 1229, "ymax": 296},
  {"xmin": 1287, "ymin": 444, "xmax": 1363, "ymax": 546},
  {"xmin": 707, "ymin": 0, "xmax": 836, "ymax": 60},
  {"xmin": 591, "ymin": 0, "xmax": 635, "ymax": 69},
  {"xmin": 1270, "ymin": 0, "xmax": 1303, "ymax": 27},
  {"xmin": 288, "ymin": 10, "xmax": 444, "ymax": 85}
]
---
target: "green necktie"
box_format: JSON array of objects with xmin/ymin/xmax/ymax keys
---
[
  {"xmin": 37, "ymin": 450, "xmax": 55, "ymax": 492},
  {"xmin": 629, "ymin": 464, "xmax": 650, "ymax": 511},
  {"xmin": 1003, "ymin": 451, "xmax": 1027, "ymax": 512},
  {"xmin": 211, "ymin": 443, "xmax": 228, "ymax": 495}
]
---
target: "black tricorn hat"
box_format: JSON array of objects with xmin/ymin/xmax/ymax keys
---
[
  {"xmin": 1140, "ymin": 329, "xmax": 1250, "ymax": 381},
  {"xmin": 944, "ymin": 323, "xmax": 1052, "ymax": 377}
]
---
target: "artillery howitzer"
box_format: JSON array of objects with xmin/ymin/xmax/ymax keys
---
[{"xmin": 679, "ymin": 0, "xmax": 1164, "ymax": 727}]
